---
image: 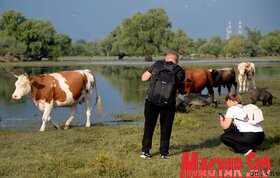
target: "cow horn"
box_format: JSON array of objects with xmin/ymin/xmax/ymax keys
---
[{"xmin": 12, "ymin": 72, "xmax": 19, "ymax": 78}]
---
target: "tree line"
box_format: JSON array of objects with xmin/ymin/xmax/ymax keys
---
[{"xmin": 0, "ymin": 9, "xmax": 279, "ymax": 61}]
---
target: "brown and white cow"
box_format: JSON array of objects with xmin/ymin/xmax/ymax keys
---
[
  {"xmin": 12, "ymin": 69, "xmax": 103, "ymax": 132},
  {"xmin": 178, "ymin": 68, "xmax": 215, "ymax": 97},
  {"xmin": 237, "ymin": 62, "xmax": 256, "ymax": 92},
  {"xmin": 210, "ymin": 67, "xmax": 237, "ymax": 96}
]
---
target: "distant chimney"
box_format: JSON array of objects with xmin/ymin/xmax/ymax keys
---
[
  {"xmin": 237, "ymin": 20, "xmax": 243, "ymax": 35},
  {"xmin": 226, "ymin": 21, "xmax": 232, "ymax": 40},
  {"xmin": 226, "ymin": 20, "xmax": 243, "ymax": 39}
]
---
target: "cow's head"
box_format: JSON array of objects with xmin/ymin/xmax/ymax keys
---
[
  {"xmin": 245, "ymin": 63, "xmax": 255, "ymax": 80},
  {"xmin": 12, "ymin": 73, "xmax": 31, "ymax": 100},
  {"xmin": 209, "ymin": 69, "xmax": 219, "ymax": 86}
]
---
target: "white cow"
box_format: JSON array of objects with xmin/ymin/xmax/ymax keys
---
[
  {"xmin": 12, "ymin": 69, "xmax": 103, "ymax": 132},
  {"xmin": 237, "ymin": 62, "xmax": 256, "ymax": 92}
]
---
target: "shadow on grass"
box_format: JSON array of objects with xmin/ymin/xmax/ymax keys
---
[
  {"xmin": 170, "ymin": 137, "xmax": 222, "ymax": 156},
  {"xmin": 168, "ymin": 134, "xmax": 280, "ymax": 156},
  {"xmin": 257, "ymin": 135, "xmax": 280, "ymax": 151}
]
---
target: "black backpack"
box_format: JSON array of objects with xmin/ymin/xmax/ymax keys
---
[{"xmin": 148, "ymin": 62, "xmax": 181, "ymax": 106}]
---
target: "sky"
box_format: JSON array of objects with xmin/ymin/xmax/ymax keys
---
[{"xmin": 0, "ymin": 0, "xmax": 279, "ymax": 42}]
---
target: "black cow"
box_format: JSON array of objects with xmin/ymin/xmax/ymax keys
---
[{"xmin": 210, "ymin": 68, "xmax": 237, "ymax": 96}]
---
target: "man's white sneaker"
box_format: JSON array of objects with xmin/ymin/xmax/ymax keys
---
[
  {"xmin": 140, "ymin": 152, "xmax": 152, "ymax": 158},
  {"xmin": 161, "ymin": 154, "xmax": 170, "ymax": 159}
]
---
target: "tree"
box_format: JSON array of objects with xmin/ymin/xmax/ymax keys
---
[
  {"xmin": 199, "ymin": 43, "xmax": 221, "ymax": 57},
  {"xmin": 0, "ymin": 10, "xmax": 73, "ymax": 60},
  {"xmin": 115, "ymin": 8, "xmax": 172, "ymax": 61},
  {"xmin": 198, "ymin": 36, "xmax": 224, "ymax": 57},
  {"xmin": 71, "ymin": 41, "xmax": 86, "ymax": 56},
  {"xmin": 192, "ymin": 38, "xmax": 207, "ymax": 55},
  {"xmin": 0, "ymin": 35, "xmax": 24, "ymax": 56},
  {"xmin": 258, "ymin": 31, "xmax": 280, "ymax": 56},
  {"xmin": 16, "ymin": 19, "xmax": 57, "ymax": 60},
  {"xmin": 84, "ymin": 40, "xmax": 100, "ymax": 56},
  {"xmin": 245, "ymin": 27, "xmax": 262, "ymax": 56},
  {"xmin": 223, "ymin": 35, "xmax": 246, "ymax": 57},
  {"xmin": 0, "ymin": 10, "xmax": 25, "ymax": 37},
  {"xmin": 0, "ymin": 10, "xmax": 26, "ymax": 58},
  {"xmin": 54, "ymin": 33, "xmax": 72, "ymax": 56},
  {"xmin": 245, "ymin": 27, "xmax": 262, "ymax": 45},
  {"xmin": 99, "ymin": 27, "xmax": 123, "ymax": 57},
  {"xmin": 168, "ymin": 29, "xmax": 192, "ymax": 56}
]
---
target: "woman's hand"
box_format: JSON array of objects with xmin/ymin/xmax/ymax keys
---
[{"xmin": 220, "ymin": 117, "xmax": 233, "ymax": 129}]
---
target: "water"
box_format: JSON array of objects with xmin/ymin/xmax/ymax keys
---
[{"xmin": 0, "ymin": 60, "xmax": 280, "ymax": 130}]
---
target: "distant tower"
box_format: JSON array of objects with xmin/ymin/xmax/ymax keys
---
[
  {"xmin": 226, "ymin": 21, "xmax": 232, "ymax": 40},
  {"xmin": 237, "ymin": 20, "xmax": 243, "ymax": 35}
]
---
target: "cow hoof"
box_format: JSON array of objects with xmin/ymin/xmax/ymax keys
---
[
  {"xmin": 86, "ymin": 124, "xmax": 91, "ymax": 128},
  {"xmin": 54, "ymin": 125, "xmax": 61, "ymax": 130},
  {"xmin": 64, "ymin": 125, "xmax": 69, "ymax": 130}
]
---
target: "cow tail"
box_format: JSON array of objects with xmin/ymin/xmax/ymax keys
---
[{"xmin": 93, "ymin": 76, "xmax": 104, "ymax": 118}]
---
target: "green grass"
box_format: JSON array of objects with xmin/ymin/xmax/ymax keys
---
[{"xmin": 0, "ymin": 79, "xmax": 279, "ymax": 178}]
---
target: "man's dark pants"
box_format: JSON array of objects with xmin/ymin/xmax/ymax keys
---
[{"xmin": 141, "ymin": 100, "xmax": 176, "ymax": 155}]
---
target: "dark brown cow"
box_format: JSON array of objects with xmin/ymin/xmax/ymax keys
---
[
  {"xmin": 210, "ymin": 68, "xmax": 237, "ymax": 96},
  {"xmin": 12, "ymin": 69, "xmax": 103, "ymax": 132},
  {"xmin": 178, "ymin": 68, "xmax": 214, "ymax": 96}
]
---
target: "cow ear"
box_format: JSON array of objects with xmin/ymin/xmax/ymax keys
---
[
  {"xmin": 251, "ymin": 68, "xmax": 255, "ymax": 75},
  {"xmin": 12, "ymin": 72, "xmax": 19, "ymax": 78},
  {"xmin": 28, "ymin": 76, "xmax": 34, "ymax": 84},
  {"xmin": 29, "ymin": 79, "xmax": 34, "ymax": 84}
]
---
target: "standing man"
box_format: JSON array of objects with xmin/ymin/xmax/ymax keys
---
[{"xmin": 141, "ymin": 51, "xmax": 185, "ymax": 159}]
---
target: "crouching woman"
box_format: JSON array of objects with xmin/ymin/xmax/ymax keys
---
[{"xmin": 219, "ymin": 92, "xmax": 265, "ymax": 156}]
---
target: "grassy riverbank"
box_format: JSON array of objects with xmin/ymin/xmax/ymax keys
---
[{"xmin": 0, "ymin": 78, "xmax": 279, "ymax": 177}]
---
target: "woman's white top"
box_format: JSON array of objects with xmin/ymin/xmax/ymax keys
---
[{"xmin": 225, "ymin": 104, "xmax": 263, "ymax": 132}]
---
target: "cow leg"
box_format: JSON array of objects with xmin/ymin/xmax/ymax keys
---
[
  {"xmin": 85, "ymin": 96, "xmax": 92, "ymax": 128},
  {"xmin": 242, "ymin": 77, "xmax": 247, "ymax": 92},
  {"xmin": 64, "ymin": 105, "xmax": 77, "ymax": 129},
  {"xmin": 245, "ymin": 78, "xmax": 249, "ymax": 92},
  {"xmin": 227, "ymin": 84, "xmax": 231, "ymax": 94},
  {"xmin": 252, "ymin": 77, "xmax": 256, "ymax": 89},
  {"xmin": 218, "ymin": 85, "xmax": 222, "ymax": 96},
  {"xmin": 39, "ymin": 104, "xmax": 53, "ymax": 132},
  {"xmin": 238, "ymin": 75, "xmax": 243, "ymax": 93},
  {"xmin": 233, "ymin": 81, "xmax": 237, "ymax": 93},
  {"xmin": 208, "ymin": 86, "xmax": 214, "ymax": 97},
  {"xmin": 48, "ymin": 115, "xmax": 61, "ymax": 129}
]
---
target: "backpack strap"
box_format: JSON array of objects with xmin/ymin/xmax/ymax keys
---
[
  {"xmin": 158, "ymin": 62, "xmax": 182, "ymax": 76},
  {"xmin": 172, "ymin": 65, "xmax": 182, "ymax": 75},
  {"xmin": 233, "ymin": 104, "xmax": 249, "ymax": 122},
  {"xmin": 234, "ymin": 117, "xmax": 249, "ymax": 122}
]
